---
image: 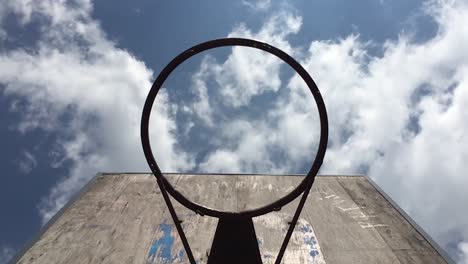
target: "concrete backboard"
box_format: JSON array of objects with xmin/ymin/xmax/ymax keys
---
[{"xmin": 12, "ymin": 173, "xmax": 452, "ymax": 264}]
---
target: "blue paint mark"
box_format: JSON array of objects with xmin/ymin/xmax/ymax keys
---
[
  {"xmin": 300, "ymin": 222, "xmax": 320, "ymax": 260},
  {"xmin": 310, "ymin": 249, "xmax": 320, "ymax": 257},
  {"xmin": 178, "ymin": 249, "xmax": 184, "ymax": 260},
  {"xmin": 299, "ymin": 224, "xmax": 312, "ymax": 233},
  {"xmin": 147, "ymin": 223, "xmax": 182, "ymax": 263},
  {"xmin": 147, "ymin": 239, "xmax": 159, "ymax": 262},
  {"xmin": 304, "ymin": 235, "xmax": 317, "ymax": 246},
  {"xmin": 263, "ymin": 253, "xmax": 275, "ymax": 259}
]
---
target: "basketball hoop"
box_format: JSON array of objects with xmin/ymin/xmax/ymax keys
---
[{"xmin": 141, "ymin": 38, "xmax": 328, "ymax": 264}]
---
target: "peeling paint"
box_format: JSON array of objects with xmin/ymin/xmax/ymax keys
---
[
  {"xmin": 255, "ymin": 213, "xmax": 326, "ymax": 263},
  {"xmin": 147, "ymin": 223, "xmax": 184, "ymax": 264}
]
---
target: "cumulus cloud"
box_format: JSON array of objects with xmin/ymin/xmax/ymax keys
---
[
  {"xmin": 183, "ymin": 0, "xmax": 468, "ymax": 262},
  {"xmin": 199, "ymin": 120, "xmax": 281, "ymax": 173},
  {"xmin": 16, "ymin": 150, "xmax": 37, "ymax": 174},
  {"xmin": 0, "ymin": 0, "xmax": 193, "ymax": 223},
  {"xmin": 459, "ymin": 242, "xmax": 468, "ymax": 264},
  {"xmin": 186, "ymin": 12, "xmax": 315, "ymax": 173},
  {"xmin": 242, "ymin": 0, "xmax": 271, "ymax": 11},
  {"xmin": 0, "ymin": 245, "xmax": 14, "ymax": 264},
  {"xmin": 189, "ymin": 13, "xmax": 302, "ymax": 123}
]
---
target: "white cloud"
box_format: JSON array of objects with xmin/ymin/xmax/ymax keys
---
[
  {"xmin": 189, "ymin": 12, "xmax": 302, "ymax": 125},
  {"xmin": 0, "ymin": 245, "xmax": 14, "ymax": 264},
  {"xmin": 16, "ymin": 150, "xmax": 37, "ymax": 174},
  {"xmin": 0, "ymin": 0, "xmax": 33, "ymax": 28},
  {"xmin": 185, "ymin": 0, "xmax": 468, "ymax": 262},
  {"xmin": 187, "ymin": 12, "xmax": 315, "ymax": 173},
  {"xmin": 0, "ymin": 0, "xmax": 193, "ymax": 223},
  {"xmin": 242, "ymin": 0, "xmax": 271, "ymax": 11},
  {"xmin": 191, "ymin": 56, "xmax": 217, "ymax": 126},
  {"xmin": 228, "ymin": 12, "xmax": 301, "ymax": 54},
  {"xmin": 459, "ymin": 242, "xmax": 468, "ymax": 264},
  {"xmin": 199, "ymin": 120, "xmax": 281, "ymax": 173}
]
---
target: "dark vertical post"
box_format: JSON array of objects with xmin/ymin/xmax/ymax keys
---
[{"xmin": 208, "ymin": 217, "xmax": 263, "ymax": 264}]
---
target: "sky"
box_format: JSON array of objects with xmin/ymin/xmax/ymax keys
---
[{"xmin": 0, "ymin": 0, "xmax": 468, "ymax": 263}]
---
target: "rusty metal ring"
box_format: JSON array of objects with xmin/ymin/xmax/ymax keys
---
[{"xmin": 141, "ymin": 37, "xmax": 328, "ymax": 218}]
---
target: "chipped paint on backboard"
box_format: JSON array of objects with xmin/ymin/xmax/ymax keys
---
[
  {"xmin": 147, "ymin": 223, "xmax": 185, "ymax": 264},
  {"xmin": 312, "ymin": 188, "xmax": 388, "ymax": 229},
  {"xmin": 254, "ymin": 213, "xmax": 326, "ymax": 263}
]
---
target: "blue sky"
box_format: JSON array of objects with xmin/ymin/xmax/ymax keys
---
[{"xmin": 1, "ymin": 0, "xmax": 468, "ymax": 263}]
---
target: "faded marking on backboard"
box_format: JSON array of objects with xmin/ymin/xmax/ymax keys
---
[
  {"xmin": 148, "ymin": 213, "xmax": 326, "ymax": 264},
  {"xmin": 312, "ymin": 189, "xmax": 388, "ymax": 229},
  {"xmin": 147, "ymin": 222, "xmax": 185, "ymax": 264},
  {"xmin": 254, "ymin": 213, "xmax": 326, "ymax": 263}
]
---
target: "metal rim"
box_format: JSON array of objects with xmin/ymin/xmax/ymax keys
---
[{"xmin": 141, "ymin": 38, "xmax": 328, "ymax": 218}]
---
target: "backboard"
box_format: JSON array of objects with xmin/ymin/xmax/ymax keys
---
[{"xmin": 13, "ymin": 173, "xmax": 452, "ymax": 264}]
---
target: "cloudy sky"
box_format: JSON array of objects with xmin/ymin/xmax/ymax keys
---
[{"xmin": 1, "ymin": 0, "xmax": 468, "ymax": 263}]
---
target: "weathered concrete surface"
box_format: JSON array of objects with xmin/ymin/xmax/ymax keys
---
[{"xmin": 14, "ymin": 174, "xmax": 450, "ymax": 264}]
